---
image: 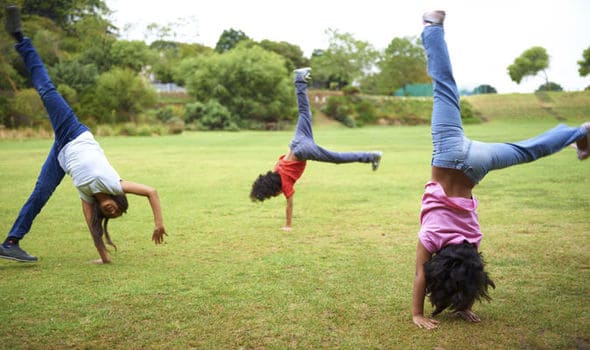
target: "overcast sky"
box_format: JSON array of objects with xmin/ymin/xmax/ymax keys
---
[{"xmin": 105, "ymin": 0, "xmax": 590, "ymax": 94}]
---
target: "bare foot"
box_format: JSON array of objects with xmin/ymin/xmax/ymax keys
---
[
  {"xmin": 454, "ymin": 310, "xmax": 481, "ymax": 322},
  {"xmin": 90, "ymin": 258, "xmax": 110, "ymax": 264},
  {"xmin": 575, "ymin": 122, "xmax": 590, "ymax": 160}
]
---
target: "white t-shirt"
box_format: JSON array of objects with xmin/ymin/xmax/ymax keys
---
[{"xmin": 57, "ymin": 131, "xmax": 123, "ymax": 203}]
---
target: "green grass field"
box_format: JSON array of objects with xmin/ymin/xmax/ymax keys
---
[{"xmin": 0, "ymin": 119, "xmax": 588, "ymax": 349}]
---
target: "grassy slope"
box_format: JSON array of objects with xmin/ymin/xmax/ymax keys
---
[{"xmin": 310, "ymin": 90, "xmax": 590, "ymax": 126}]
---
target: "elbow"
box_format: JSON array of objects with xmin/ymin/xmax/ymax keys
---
[{"xmin": 147, "ymin": 187, "xmax": 158, "ymax": 197}]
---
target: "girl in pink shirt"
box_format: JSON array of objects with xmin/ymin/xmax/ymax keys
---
[{"xmin": 413, "ymin": 11, "xmax": 590, "ymax": 329}]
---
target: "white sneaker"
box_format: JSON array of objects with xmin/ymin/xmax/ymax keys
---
[
  {"xmin": 294, "ymin": 67, "xmax": 312, "ymax": 83},
  {"xmin": 576, "ymin": 122, "xmax": 590, "ymax": 160},
  {"xmin": 423, "ymin": 10, "xmax": 445, "ymax": 26},
  {"xmin": 371, "ymin": 151, "xmax": 382, "ymax": 171}
]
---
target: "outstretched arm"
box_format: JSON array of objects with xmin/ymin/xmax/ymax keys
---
[
  {"xmin": 412, "ymin": 240, "xmax": 438, "ymax": 329},
  {"xmin": 283, "ymin": 194, "xmax": 294, "ymax": 231},
  {"xmin": 81, "ymin": 200, "xmax": 111, "ymax": 264},
  {"xmin": 120, "ymin": 180, "xmax": 167, "ymax": 244}
]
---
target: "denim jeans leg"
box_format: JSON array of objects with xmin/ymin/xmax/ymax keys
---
[
  {"xmin": 290, "ymin": 81, "xmax": 314, "ymax": 146},
  {"xmin": 289, "ymin": 81, "xmax": 373, "ymax": 163},
  {"xmin": 7, "ymin": 144, "xmax": 65, "ymax": 241},
  {"xmin": 466, "ymin": 124, "xmax": 587, "ymax": 182},
  {"xmin": 15, "ymin": 38, "xmax": 88, "ymax": 152},
  {"xmin": 304, "ymin": 144, "xmax": 374, "ymax": 163},
  {"xmin": 422, "ymin": 25, "xmax": 467, "ymax": 171},
  {"xmin": 7, "ymin": 39, "xmax": 84, "ymax": 242}
]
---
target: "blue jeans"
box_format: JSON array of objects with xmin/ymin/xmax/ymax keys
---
[
  {"xmin": 422, "ymin": 25, "xmax": 586, "ymax": 184},
  {"xmin": 289, "ymin": 80, "xmax": 374, "ymax": 163},
  {"xmin": 6, "ymin": 38, "xmax": 89, "ymax": 242}
]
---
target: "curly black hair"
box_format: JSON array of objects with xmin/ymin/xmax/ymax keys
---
[
  {"xmin": 250, "ymin": 171, "xmax": 282, "ymax": 202},
  {"xmin": 424, "ymin": 241, "xmax": 495, "ymax": 316},
  {"xmin": 90, "ymin": 194, "xmax": 129, "ymax": 251}
]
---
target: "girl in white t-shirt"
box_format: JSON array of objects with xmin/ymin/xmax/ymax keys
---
[{"xmin": 1, "ymin": 9, "xmax": 167, "ymax": 264}]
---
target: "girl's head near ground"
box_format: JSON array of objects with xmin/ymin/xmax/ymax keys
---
[
  {"xmin": 250, "ymin": 171, "xmax": 282, "ymax": 202},
  {"xmin": 91, "ymin": 194, "xmax": 129, "ymax": 249},
  {"xmin": 424, "ymin": 241, "xmax": 495, "ymax": 316}
]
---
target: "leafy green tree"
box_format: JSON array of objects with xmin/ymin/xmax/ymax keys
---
[
  {"xmin": 366, "ymin": 36, "xmax": 428, "ymax": 95},
  {"xmin": 110, "ymin": 40, "xmax": 155, "ymax": 73},
  {"xmin": 48, "ymin": 60, "xmax": 98, "ymax": 93},
  {"xmin": 258, "ymin": 39, "xmax": 310, "ymax": 72},
  {"xmin": 69, "ymin": 16, "xmax": 117, "ymax": 73},
  {"xmin": 214, "ymin": 28, "xmax": 250, "ymax": 53},
  {"xmin": 185, "ymin": 44, "xmax": 294, "ymax": 128},
  {"xmin": 150, "ymin": 40, "xmax": 212, "ymax": 83},
  {"xmin": 578, "ymin": 47, "xmax": 590, "ymax": 77},
  {"xmin": 508, "ymin": 46, "xmax": 550, "ymax": 86},
  {"xmin": 310, "ymin": 29, "xmax": 378, "ymax": 89},
  {"xmin": 85, "ymin": 68, "xmax": 157, "ymax": 123},
  {"xmin": 21, "ymin": 0, "xmax": 110, "ymax": 32}
]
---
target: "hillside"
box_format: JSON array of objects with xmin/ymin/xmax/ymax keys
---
[{"xmin": 309, "ymin": 90, "xmax": 590, "ymax": 125}]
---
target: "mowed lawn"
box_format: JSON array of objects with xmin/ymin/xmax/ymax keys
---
[{"xmin": 0, "ymin": 120, "xmax": 588, "ymax": 349}]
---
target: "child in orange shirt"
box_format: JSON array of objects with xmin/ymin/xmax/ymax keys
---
[{"xmin": 250, "ymin": 68, "xmax": 382, "ymax": 230}]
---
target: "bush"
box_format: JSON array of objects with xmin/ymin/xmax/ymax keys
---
[
  {"xmin": 11, "ymin": 88, "xmax": 47, "ymax": 128},
  {"xmin": 322, "ymin": 95, "xmax": 356, "ymax": 127},
  {"xmin": 87, "ymin": 68, "xmax": 157, "ymax": 124},
  {"xmin": 185, "ymin": 100, "xmax": 238, "ymax": 131},
  {"xmin": 536, "ymin": 82, "xmax": 563, "ymax": 92},
  {"xmin": 167, "ymin": 117, "xmax": 185, "ymax": 134},
  {"xmin": 155, "ymin": 106, "xmax": 174, "ymax": 123},
  {"xmin": 355, "ymin": 99, "xmax": 377, "ymax": 125},
  {"xmin": 183, "ymin": 45, "xmax": 294, "ymax": 128},
  {"xmin": 460, "ymin": 99, "xmax": 481, "ymax": 124}
]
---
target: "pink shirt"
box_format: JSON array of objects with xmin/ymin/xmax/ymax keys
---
[{"xmin": 418, "ymin": 181, "xmax": 482, "ymax": 254}]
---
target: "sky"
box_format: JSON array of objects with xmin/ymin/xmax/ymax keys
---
[{"xmin": 105, "ymin": 0, "xmax": 590, "ymax": 94}]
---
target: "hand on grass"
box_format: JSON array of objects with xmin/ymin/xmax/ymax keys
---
[
  {"xmin": 455, "ymin": 309, "xmax": 481, "ymax": 322},
  {"xmin": 412, "ymin": 314, "xmax": 439, "ymax": 330},
  {"xmin": 152, "ymin": 226, "xmax": 167, "ymax": 244}
]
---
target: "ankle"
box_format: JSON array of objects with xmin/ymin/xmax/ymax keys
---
[
  {"xmin": 4, "ymin": 238, "xmax": 19, "ymax": 246},
  {"xmin": 12, "ymin": 31, "xmax": 24, "ymax": 42}
]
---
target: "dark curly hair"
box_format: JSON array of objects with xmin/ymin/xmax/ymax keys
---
[
  {"xmin": 250, "ymin": 171, "xmax": 282, "ymax": 201},
  {"xmin": 424, "ymin": 241, "xmax": 495, "ymax": 316},
  {"xmin": 91, "ymin": 194, "xmax": 129, "ymax": 251}
]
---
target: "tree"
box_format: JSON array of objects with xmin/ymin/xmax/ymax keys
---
[
  {"xmin": 85, "ymin": 68, "xmax": 157, "ymax": 123},
  {"xmin": 472, "ymin": 84, "xmax": 497, "ymax": 94},
  {"xmin": 21, "ymin": 0, "xmax": 110, "ymax": 33},
  {"xmin": 214, "ymin": 28, "xmax": 250, "ymax": 53},
  {"xmin": 110, "ymin": 40, "xmax": 155, "ymax": 73},
  {"xmin": 184, "ymin": 44, "xmax": 294, "ymax": 128},
  {"xmin": 310, "ymin": 29, "xmax": 378, "ymax": 90},
  {"xmin": 508, "ymin": 46, "xmax": 550, "ymax": 86},
  {"xmin": 48, "ymin": 60, "xmax": 98, "ymax": 93},
  {"xmin": 578, "ymin": 47, "xmax": 590, "ymax": 77},
  {"xmin": 258, "ymin": 39, "xmax": 310, "ymax": 72},
  {"xmin": 536, "ymin": 81, "xmax": 563, "ymax": 92},
  {"xmin": 68, "ymin": 16, "xmax": 117, "ymax": 73},
  {"xmin": 365, "ymin": 36, "xmax": 428, "ymax": 95},
  {"xmin": 150, "ymin": 40, "xmax": 212, "ymax": 83}
]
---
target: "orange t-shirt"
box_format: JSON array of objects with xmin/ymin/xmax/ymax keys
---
[{"xmin": 274, "ymin": 154, "xmax": 307, "ymax": 198}]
